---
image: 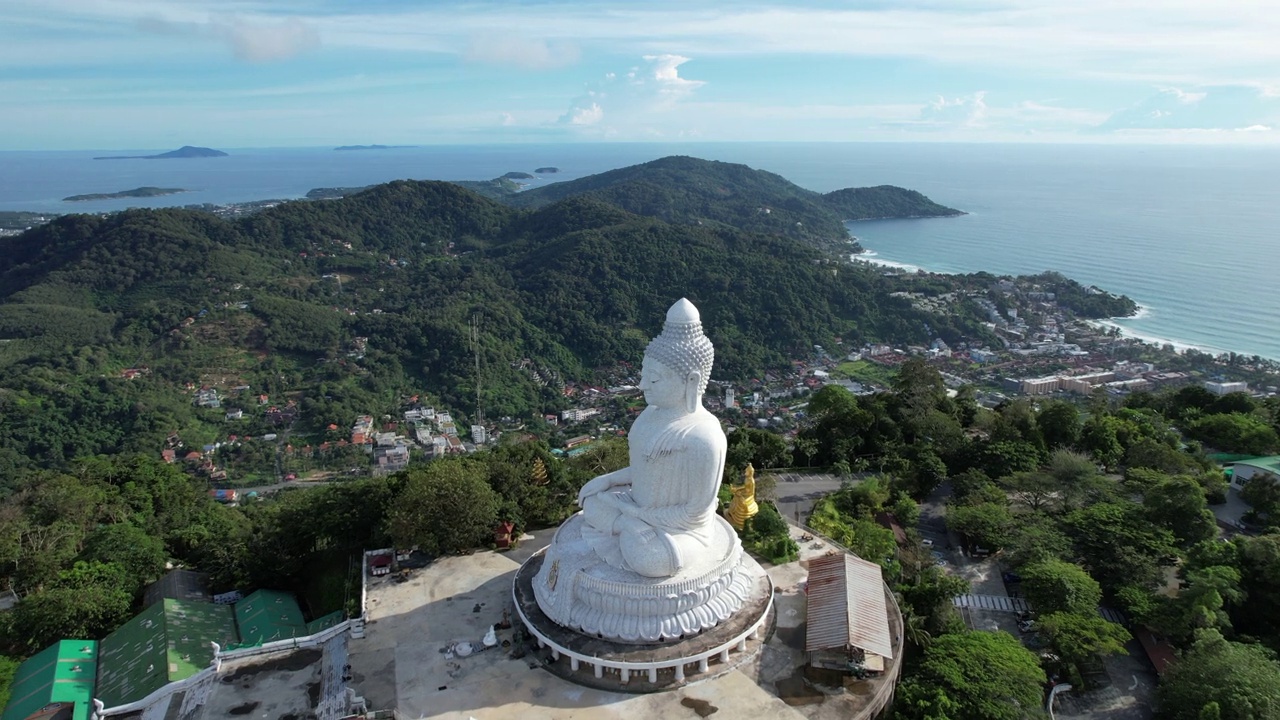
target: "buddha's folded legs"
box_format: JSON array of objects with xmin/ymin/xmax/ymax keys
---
[{"xmin": 617, "ymin": 515, "xmax": 682, "ymax": 578}]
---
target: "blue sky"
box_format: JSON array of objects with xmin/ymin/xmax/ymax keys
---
[{"xmin": 4, "ymin": 0, "xmax": 1280, "ymax": 149}]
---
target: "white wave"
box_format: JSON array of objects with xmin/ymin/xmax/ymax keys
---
[
  {"xmin": 850, "ymin": 249, "xmax": 956, "ymax": 275},
  {"xmin": 1088, "ymin": 317, "xmax": 1228, "ymax": 356}
]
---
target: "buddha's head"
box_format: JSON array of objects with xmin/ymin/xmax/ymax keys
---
[{"xmin": 643, "ymin": 298, "xmax": 714, "ymax": 413}]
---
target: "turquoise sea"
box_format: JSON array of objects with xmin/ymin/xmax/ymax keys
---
[{"xmin": 2, "ymin": 142, "xmax": 1278, "ymax": 360}]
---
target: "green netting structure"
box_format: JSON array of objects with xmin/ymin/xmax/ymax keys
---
[
  {"xmin": 233, "ymin": 590, "xmax": 308, "ymax": 646},
  {"xmin": 305, "ymin": 611, "xmax": 344, "ymax": 635},
  {"xmin": 96, "ymin": 599, "xmax": 238, "ymax": 708},
  {"xmin": 1, "ymin": 640, "xmax": 97, "ymax": 720},
  {"xmin": 1208, "ymin": 453, "xmax": 1263, "ymax": 465}
]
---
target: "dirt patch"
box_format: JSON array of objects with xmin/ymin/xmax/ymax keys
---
[
  {"xmin": 775, "ymin": 667, "xmax": 824, "ymax": 707},
  {"xmin": 306, "ymin": 681, "xmax": 321, "ymax": 708},
  {"xmin": 222, "ymin": 649, "xmax": 323, "ymax": 682},
  {"xmin": 680, "ymin": 697, "xmax": 719, "ymax": 717},
  {"xmin": 227, "ymin": 702, "xmax": 259, "ymax": 715}
]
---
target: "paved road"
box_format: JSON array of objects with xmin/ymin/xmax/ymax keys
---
[{"xmin": 225, "ymin": 477, "xmax": 341, "ymax": 495}]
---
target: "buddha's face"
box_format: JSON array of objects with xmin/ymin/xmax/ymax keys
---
[{"xmin": 640, "ymin": 356, "xmax": 688, "ymax": 410}]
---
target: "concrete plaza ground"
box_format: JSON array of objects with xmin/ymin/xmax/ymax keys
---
[{"xmin": 347, "ymin": 524, "xmax": 899, "ymax": 720}]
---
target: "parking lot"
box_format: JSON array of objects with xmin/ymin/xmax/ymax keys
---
[{"xmin": 769, "ymin": 471, "xmax": 849, "ymax": 523}]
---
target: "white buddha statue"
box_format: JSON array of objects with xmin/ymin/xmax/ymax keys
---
[
  {"xmin": 532, "ymin": 299, "xmax": 757, "ymax": 643},
  {"xmin": 576, "ymin": 298, "xmax": 727, "ymax": 578}
]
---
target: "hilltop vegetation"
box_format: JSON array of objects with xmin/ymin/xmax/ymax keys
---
[
  {"xmin": 0, "ymin": 157, "xmax": 983, "ymax": 478},
  {"xmin": 504, "ymin": 156, "xmax": 962, "ymax": 248}
]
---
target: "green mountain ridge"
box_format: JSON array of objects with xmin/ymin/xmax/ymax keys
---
[{"xmin": 0, "ymin": 156, "xmax": 983, "ymax": 475}]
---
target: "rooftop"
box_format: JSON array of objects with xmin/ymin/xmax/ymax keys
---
[
  {"xmin": 2, "ymin": 641, "xmax": 97, "ymax": 720},
  {"xmin": 142, "ymin": 569, "xmax": 211, "ymax": 608},
  {"xmin": 1233, "ymin": 456, "xmax": 1280, "ymax": 475},
  {"xmin": 96, "ymin": 599, "xmax": 238, "ymax": 708},
  {"xmin": 234, "ymin": 590, "xmax": 306, "ymax": 646},
  {"xmin": 804, "ymin": 553, "xmax": 894, "ymax": 659}
]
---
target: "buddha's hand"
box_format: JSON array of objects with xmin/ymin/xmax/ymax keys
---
[{"xmin": 576, "ymin": 469, "xmax": 630, "ymax": 505}]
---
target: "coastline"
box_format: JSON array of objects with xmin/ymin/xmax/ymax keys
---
[{"xmin": 851, "ymin": 246, "xmax": 1250, "ymax": 361}]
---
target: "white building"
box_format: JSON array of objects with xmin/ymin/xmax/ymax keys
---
[
  {"xmin": 471, "ymin": 425, "xmax": 487, "ymax": 444},
  {"xmin": 1205, "ymin": 380, "xmax": 1249, "ymax": 396},
  {"xmin": 724, "ymin": 386, "xmax": 736, "ymax": 409},
  {"xmin": 969, "ymin": 348, "xmax": 998, "ymax": 363}
]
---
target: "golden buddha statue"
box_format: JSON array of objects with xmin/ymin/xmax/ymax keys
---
[{"xmin": 727, "ymin": 463, "xmax": 759, "ymax": 531}]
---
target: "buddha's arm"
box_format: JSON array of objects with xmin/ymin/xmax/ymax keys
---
[
  {"xmin": 576, "ymin": 466, "xmax": 633, "ymax": 505},
  {"xmin": 620, "ymin": 439, "xmax": 722, "ymax": 531}
]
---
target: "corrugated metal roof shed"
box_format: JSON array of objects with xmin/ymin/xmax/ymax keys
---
[{"xmin": 805, "ymin": 553, "xmax": 893, "ymax": 659}]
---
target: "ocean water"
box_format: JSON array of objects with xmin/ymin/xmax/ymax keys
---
[{"xmin": 2, "ymin": 142, "xmax": 1278, "ymax": 360}]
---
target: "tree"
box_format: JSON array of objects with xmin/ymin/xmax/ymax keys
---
[
  {"xmin": 1001, "ymin": 471, "xmax": 1059, "ymax": 512},
  {"xmin": 1065, "ymin": 501, "xmax": 1176, "ymax": 593},
  {"xmin": 386, "ymin": 459, "xmax": 501, "ymax": 554},
  {"xmin": 1156, "ymin": 565, "xmax": 1243, "ymax": 642},
  {"xmin": 1155, "ymin": 629, "xmax": 1280, "ymax": 720},
  {"xmin": 967, "ymin": 439, "xmax": 1044, "ymax": 480},
  {"xmin": 898, "ymin": 565, "xmax": 970, "ymax": 632},
  {"xmin": 1020, "ymin": 559, "xmax": 1103, "ymax": 616},
  {"xmin": 1186, "ymin": 413, "xmax": 1279, "ymax": 456},
  {"xmin": 807, "ymin": 384, "xmax": 859, "ymax": 419},
  {"xmin": 9, "ymin": 561, "xmax": 134, "ymax": 651},
  {"xmin": 1035, "ymin": 612, "xmax": 1131, "ymax": 666},
  {"xmin": 1241, "ymin": 472, "xmax": 1280, "ymax": 525},
  {"xmin": 1004, "ymin": 515, "xmax": 1073, "ymax": 569},
  {"xmin": 1144, "ymin": 475, "xmax": 1218, "ymax": 548},
  {"xmin": 726, "ymin": 428, "xmax": 789, "ymax": 472},
  {"xmin": 809, "ymin": 502, "xmax": 898, "ymax": 570},
  {"xmin": 1046, "ymin": 448, "xmax": 1110, "ymax": 510},
  {"xmin": 79, "ymin": 523, "xmax": 168, "ymax": 591},
  {"xmin": 1079, "ymin": 415, "xmax": 1123, "ymax": 469},
  {"xmin": 947, "ymin": 502, "xmax": 1015, "ymax": 551},
  {"xmin": 895, "ymin": 630, "xmax": 1047, "ymax": 720},
  {"xmin": 1038, "ymin": 400, "xmax": 1081, "ymax": 450}
]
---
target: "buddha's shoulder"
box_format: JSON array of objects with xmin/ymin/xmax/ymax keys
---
[{"xmin": 679, "ymin": 413, "xmax": 727, "ymax": 448}]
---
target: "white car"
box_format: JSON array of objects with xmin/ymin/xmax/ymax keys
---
[{"xmin": 921, "ymin": 538, "xmax": 935, "ymax": 547}]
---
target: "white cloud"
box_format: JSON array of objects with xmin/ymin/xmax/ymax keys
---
[
  {"xmin": 919, "ymin": 92, "xmax": 988, "ymax": 128},
  {"xmin": 214, "ymin": 16, "xmax": 319, "ymax": 62},
  {"xmin": 563, "ymin": 102, "xmax": 604, "ymax": 126},
  {"xmin": 8, "ymin": 1, "xmax": 1280, "ymax": 86},
  {"xmin": 463, "ymin": 35, "xmax": 578, "ymax": 70},
  {"xmin": 1097, "ymin": 85, "xmax": 1280, "ymax": 131},
  {"xmin": 499, "ymin": 112, "xmax": 515, "ymax": 126},
  {"xmin": 557, "ymin": 54, "xmax": 706, "ymax": 135},
  {"xmin": 136, "ymin": 14, "xmax": 319, "ymax": 62}
]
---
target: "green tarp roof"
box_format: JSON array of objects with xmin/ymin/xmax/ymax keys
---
[
  {"xmin": 233, "ymin": 590, "xmax": 307, "ymax": 646},
  {"xmin": 95, "ymin": 599, "xmax": 237, "ymax": 708},
  {"xmin": 1232, "ymin": 456, "xmax": 1280, "ymax": 474},
  {"xmin": 1, "ymin": 641, "xmax": 97, "ymax": 720}
]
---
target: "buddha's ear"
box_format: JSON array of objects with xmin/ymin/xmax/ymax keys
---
[{"xmin": 685, "ymin": 371, "xmax": 702, "ymax": 413}]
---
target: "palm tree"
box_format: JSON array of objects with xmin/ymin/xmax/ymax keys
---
[{"xmin": 901, "ymin": 602, "xmax": 933, "ymax": 649}]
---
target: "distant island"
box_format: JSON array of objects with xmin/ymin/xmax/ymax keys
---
[
  {"xmin": 334, "ymin": 145, "xmax": 418, "ymax": 151},
  {"xmin": 535, "ymin": 167, "xmax": 560, "ymax": 174},
  {"xmin": 501, "ymin": 171, "xmax": 535, "ymax": 180},
  {"xmin": 93, "ymin": 146, "xmax": 228, "ymax": 160},
  {"xmin": 63, "ymin": 186, "xmax": 187, "ymax": 202}
]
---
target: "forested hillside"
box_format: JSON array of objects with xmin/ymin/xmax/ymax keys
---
[
  {"xmin": 504, "ymin": 156, "xmax": 962, "ymax": 247},
  {"xmin": 0, "ymin": 158, "xmax": 981, "ymax": 477}
]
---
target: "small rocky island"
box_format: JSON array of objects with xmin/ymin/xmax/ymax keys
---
[
  {"xmin": 63, "ymin": 187, "xmax": 187, "ymax": 202},
  {"xmin": 94, "ymin": 146, "xmax": 227, "ymax": 160},
  {"xmin": 501, "ymin": 171, "xmax": 535, "ymax": 180},
  {"xmin": 535, "ymin": 167, "xmax": 560, "ymax": 174}
]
